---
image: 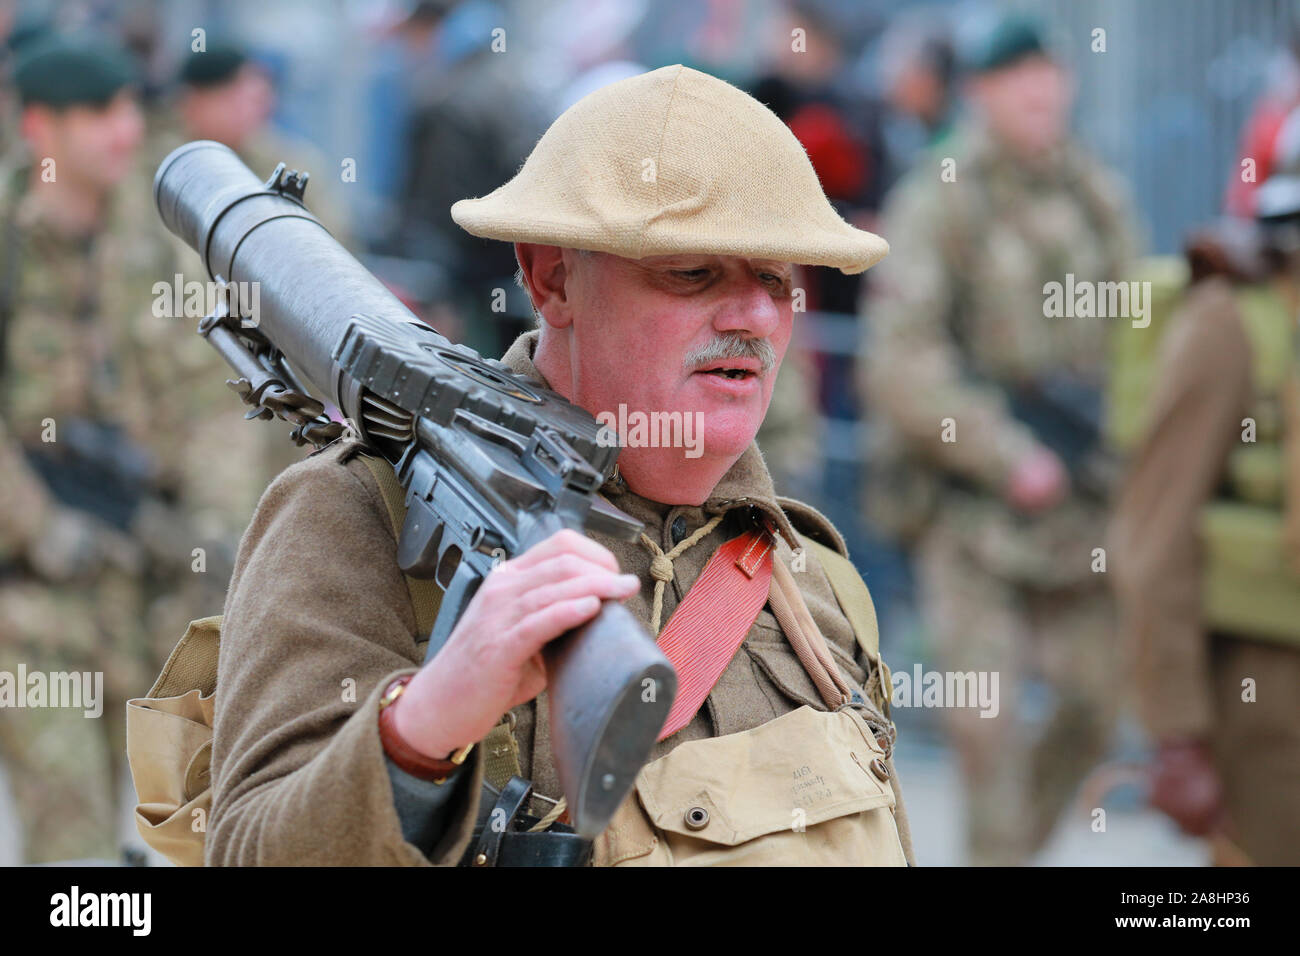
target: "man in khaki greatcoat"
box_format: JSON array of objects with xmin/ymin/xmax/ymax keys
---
[{"xmin": 206, "ymin": 65, "xmax": 914, "ymax": 866}]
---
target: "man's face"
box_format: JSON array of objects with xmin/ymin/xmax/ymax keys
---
[
  {"xmin": 971, "ymin": 55, "xmax": 1072, "ymax": 158},
  {"xmin": 180, "ymin": 64, "xmax": 274, "ymax": 149},
  {"xmin": 559, "ymin": 251, "xmax": 795, "ymax": 465},
  {"xmin": 890, "ymin": 59, "xmax": 944, "ymax": 123},
  {"xmin": 29, "ymin": 90, "xmax": 144, "ymax": 189}
]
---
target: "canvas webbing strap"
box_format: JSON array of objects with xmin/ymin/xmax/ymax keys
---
[
  {"xmin": 768, "ymin": 555, "xmax": 852, "ymax": 711},
  {"xmin": 357, "ymin": 452, "xmax": 442, "ymax": 638},
  {"xmin": 482, "ymin": 717, "xmax": 523, "ymax": 790},
  {"xmin": 805, "ymin": 538, "xmax": 880, "ymax": 659},
  {"xmin": 804, "ymin": 538, "xmax": 891, "ymax": 714}
]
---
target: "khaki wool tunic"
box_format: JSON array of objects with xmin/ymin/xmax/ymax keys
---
[{"xmin": 207, "ymin": 331, "xmax": 914, "ymax": 866}]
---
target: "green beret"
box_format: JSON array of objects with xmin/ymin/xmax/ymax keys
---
[
  {"xmin": 14, "ymin": 35, "xmax": 138, "ymax": 108},
  {"xmin": 6, "ymin": 10, "xmax": 55, "ymax": 56},
  {"xmin": 965, "ymin": 13, "xmax": 1049, "ymax": 74},
  {"xmin": 178, "ymin": 44, "xmax": 247, "ymax": 88}
]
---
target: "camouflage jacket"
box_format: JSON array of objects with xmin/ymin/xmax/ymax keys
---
[
  {"xmin": 0, "ymin": 160, "xmax": 175, "ymax": 561},
  {"xmin": 0, "ymin": 155, "xmax": 295, "ymax": 571}
]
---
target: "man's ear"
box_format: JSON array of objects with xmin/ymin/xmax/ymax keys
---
[
  {"xmin": 514, "ymin": 242, "xmax": 573, "ymax": 329},
  {"xmin": 19, "ymin": 105, "xmax": 56, "ymax": 154}
]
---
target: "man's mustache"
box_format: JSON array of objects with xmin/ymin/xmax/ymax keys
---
[{"xmin": 683, "ymin": 334, "xmax": 777, "ymax": 374}]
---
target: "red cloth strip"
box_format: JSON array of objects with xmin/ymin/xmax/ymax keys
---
[{"xmin": 656, "ymin": 526, "xmax": 775, "ymax": 740}]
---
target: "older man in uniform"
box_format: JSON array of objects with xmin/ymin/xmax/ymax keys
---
[
  {"xmin": 206, "ymin": 64, "xmax": 913, "ymax": 866},
  {"xmin": 859, "ymin": 16, "xmax": 1139, "ymax": 865}
]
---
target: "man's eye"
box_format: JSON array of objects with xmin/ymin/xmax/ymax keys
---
[
  {"xmin": 760, "ymin": 273, "xmax": 790, "ymax": 291},
  {"xmin": 672, "ymin": 269, "xmax": 711, "ymax": 282}
]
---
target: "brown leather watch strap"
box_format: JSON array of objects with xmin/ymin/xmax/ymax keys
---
[{"xmin": 378, "ymin": 676, "xmax": 471, "ymax": 783}]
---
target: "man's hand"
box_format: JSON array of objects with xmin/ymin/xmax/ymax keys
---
[
  {"xmin": 1149, "ymin": 739, "xmax": 1225, "ymax": 837},
  {"xmin": 1005, "ymin": 447, "xmax": 1069, "ymax": 513},
  {"xmin": 392, "ymin": 529, "xmax": 641, "ymax": 759}
]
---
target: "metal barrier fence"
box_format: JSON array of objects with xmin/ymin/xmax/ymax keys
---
[{"xmin": 1030, "ymin": 0, "xmax": 1300, "ymax": 253}]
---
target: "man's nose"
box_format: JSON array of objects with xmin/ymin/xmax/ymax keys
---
[{"xmin": 711, "ymin": 275, "xmax": 781, "ymax": 339}]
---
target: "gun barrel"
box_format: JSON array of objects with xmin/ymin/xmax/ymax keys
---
[{"xmin": 154, "ymin": 140, "xmax": 427, "ymax": 416}]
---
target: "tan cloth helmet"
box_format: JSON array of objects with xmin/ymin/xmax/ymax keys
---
[{"xmin": 450, "ymin": 64, "xmax": 889, "ymax": 274}]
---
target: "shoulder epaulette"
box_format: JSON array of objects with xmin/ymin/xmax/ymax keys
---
[{"xmin": 777, "ymin": 495, "xmax": 848, "ymax": 557}]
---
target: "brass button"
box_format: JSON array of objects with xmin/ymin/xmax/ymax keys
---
[
  {"xmin": 870, "ymin": 758, "xmax": 889, "ymax": 782},
  {"xmin": 684, "ymin": 806, "xmax": 709, "ymax": 830},
  {"xmin": 473, "ymin": 853, "xmax": 488, "ymax": 866}
]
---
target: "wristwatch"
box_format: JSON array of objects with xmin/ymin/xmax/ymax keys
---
[{"xmin": 378, "ymin": 676, "xmax": 474, "ymax": 784}]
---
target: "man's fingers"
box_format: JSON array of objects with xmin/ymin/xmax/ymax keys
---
[
  {"xmin": 510, "ymin": 594, "xmax": 605, "ymax": 655},
  {"xmin": 505, "ymin": 528, "xmax": 619, "ymax": 573},
  {"xmin": 490, "ymin": 552, "xmax": 625, "ymax": 600},
  {"xmin": 517, "ymin": 571, "xmax": 640, "ymax": 618}
]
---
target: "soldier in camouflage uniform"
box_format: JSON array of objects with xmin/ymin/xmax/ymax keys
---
[
  {"xmin": 139, "ymin": 42, "xmax": 315, "ymax": 595},
  {"xmin": 0, "ymin": 36, "xmax": 265, "ymax": 863},
  {"xmin": 152, "ymin": 43, "xmax": 353, "ymax": 248},
  {"xmin": 0, "ymin": 36, "xmax": 159, "ymax": 863},
  {"xmin": 859, "ymin": 16, "xmax": 1139, "ymax": 864},
  {"xmin": 143, "ymin": 43, "xmax": 337, "ymax": 503}
]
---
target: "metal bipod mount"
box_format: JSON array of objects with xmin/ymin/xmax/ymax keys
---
[{"xmin": 196, "ymin": 284, "xmax": 343, "ymax": 448}]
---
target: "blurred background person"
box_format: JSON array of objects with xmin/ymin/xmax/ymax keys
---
[
  {"xmin": 150, "ymin": 41, "xmax": 317, "ymax": 493},
  {"xmin": 359, "ymin": 0, "xmax": 447, "ymax": 241},
  {"xmin": 158, "ymin": 39, "xmax": 352, "ymax": 245},
  {"xmin": 0, "ymin": 25, "xmax": 304, "ymax": 865},
  {"xmin": 0, "ymin": 34, "xmax": 175, "ymax": 863},
  {"xmin": 874, "ymin": 7, "xmax": 958, "ymax": 182},
  {"xmin": 859, "ymin": 13, "xmax": 1140, "ymax": 865},
  {"xmin": 1223, "ymin": 10, "xmax": 1300, "ymax": 218},
  {"xmin": 1110, "ymin": 113, "xmax": 1300, "ymax": 866},
  {"xmin": 748, "ymin": 0, "xmax": 889, "ymax": 497},
  {"xmin": 387, "ymin": 0, "xmax": 546, "ymax": 357}
]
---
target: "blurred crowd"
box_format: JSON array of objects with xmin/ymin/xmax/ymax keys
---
[{"xmin": 0, "ymin": 0, "xmax": 1297, "ymax": 867}]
